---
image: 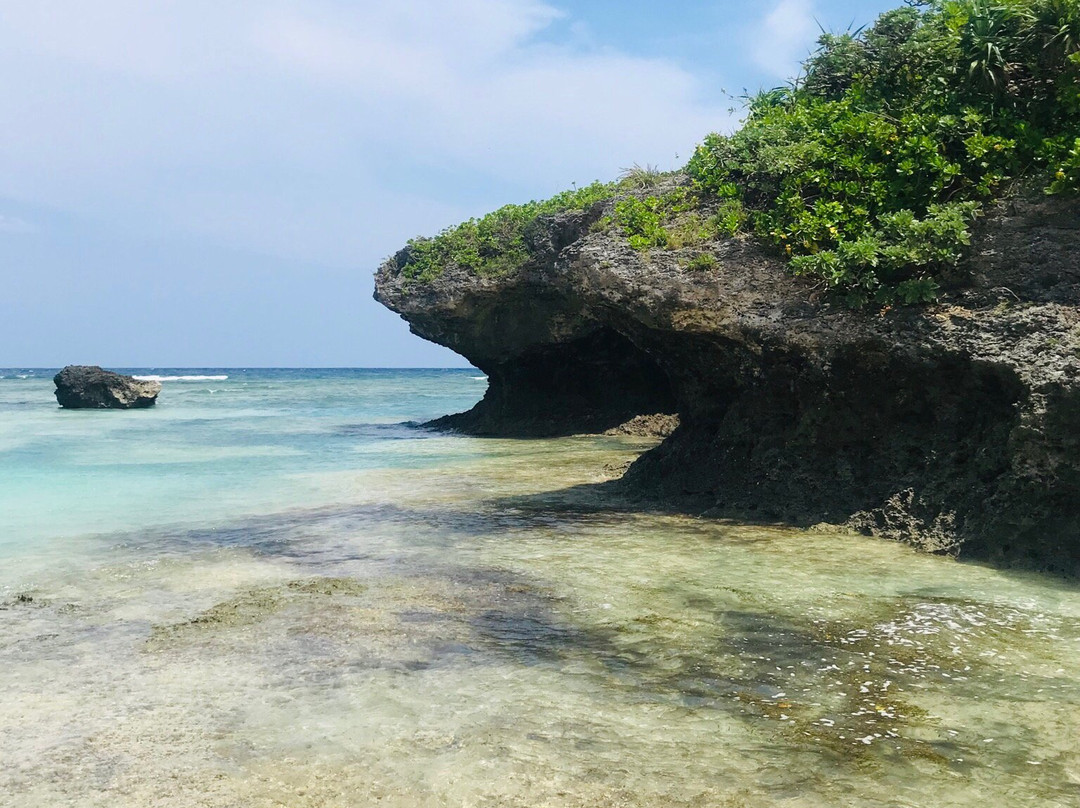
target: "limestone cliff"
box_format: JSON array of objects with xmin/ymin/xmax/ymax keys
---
[{"xmin": 375, "ymin": 191, "xmax": 1080, "ymax": 575}]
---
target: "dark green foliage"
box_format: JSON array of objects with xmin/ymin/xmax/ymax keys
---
[
  {"xmin": 687, "ymin": 0, "xmax": 1080, "ymax": 304},
  {"xmin": 401, "ymin": 182, "xmax": 613, "ymax": 282}
]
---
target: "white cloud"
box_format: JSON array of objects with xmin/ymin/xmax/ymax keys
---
[
  {"xmin": 751, "ymin": 0, "xmax": 819, "ymax": 80},
  {"xmin": 248, "ymin": 2, "xmax": 729, "ymax": 183},
  {"xmin": 253, "ymin": 0, "xmax": 565, "ymax": 87},
  {"xmin": 0, "ymin": 1, "xmax": 254, "ymax": 80},
  {"xmin": 0, "ymin": 0, "xmax": 735, "ymax": 268}
]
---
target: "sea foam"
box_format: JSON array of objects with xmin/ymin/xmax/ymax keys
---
[{"xmin": 133, "ymin": 375, "xmax": 229, "ymax": 382}]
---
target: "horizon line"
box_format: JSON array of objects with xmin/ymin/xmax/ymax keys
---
[{"xmin": 1, "ymin": 366, "xmax": 479, "ymax": 371}]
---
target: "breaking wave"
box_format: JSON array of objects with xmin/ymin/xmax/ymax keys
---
[{"xmin": 133, "ymin": 375, "xmax": 229, "ymax": 382}]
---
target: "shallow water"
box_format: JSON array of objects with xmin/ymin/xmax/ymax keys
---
[{"xmin": 1, "ymin": 370, "xmax": 1079, "ymax": 807}]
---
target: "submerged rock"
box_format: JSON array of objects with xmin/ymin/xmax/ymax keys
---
[
  {"xmin": 54, "ymin": 365, "xmax": 161, "ymax": 409},
  {"xmin": 375, "ymin": 191, "xmax": 1080, "ymax": 575}
]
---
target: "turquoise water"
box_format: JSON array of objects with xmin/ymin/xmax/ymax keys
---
[
  {"xmin": 1, "ymin": 369, "xmax": 1079, "ymax": 807},
  {"xmin": 0, "ymin": 369, "xmax": 485, "ymax": 570}
]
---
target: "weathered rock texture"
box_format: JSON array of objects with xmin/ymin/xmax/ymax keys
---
[
  {"xmin": 604, "ymin": 414, "xmax": 682, "ymax": 439},
  {"xmin": 54, "ymin": 366, "xmax": 161, "ymax": 409},
  {"xmin": 376, "ymin": 191, "xmax": 1080, "ymax": 575}
]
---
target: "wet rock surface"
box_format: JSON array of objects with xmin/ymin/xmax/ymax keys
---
[
  {"xmin": 375, "ymin": 192, "xmax": 1080, "ymax": 575},
  {"xmin": 54, "ymin": 365, "xmax": 161, "ymax": 409}
]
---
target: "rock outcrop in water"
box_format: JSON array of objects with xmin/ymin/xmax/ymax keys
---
[
  {"xmin": 54, "ymin": 366, "xmax": 161, "ymax": 409},
  {"xmin": 375, "ymin": 191, "xmax": 1080, "ymax": 575}
]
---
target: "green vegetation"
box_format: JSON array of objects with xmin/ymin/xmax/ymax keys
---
[
  {"xmin": 618, "ymin": 162, "xmax": 667, "ymax": 190},
  {"xmin": 613, "ymin": 196, "xmax": 672, "ymax": 250},
  {"xmin": 1049, "ymin": 134, "xmax": 1080, "ymax": 191},
  {"xmin": 400, "ymin": 0, "xmax": 1079, "ymax": 303},
  {"xmin": 400, "ymin": 182, "xmax": 614, "ymax": 282},
  {"xmin": 683, "ymin": 253, "xmax": 720, "ymax": 272},
  {"xmin": 688, "ymin": 0, "xmax": 1080, "ymax": 304},
  {"xmin": 613, "ymin": 188, "xmax": 745, "ymax": 252}
]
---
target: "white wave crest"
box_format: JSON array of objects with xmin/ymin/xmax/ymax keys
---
[{"xmin": 133, "ymin": 375, "xmax": 229, "ymax": 382}]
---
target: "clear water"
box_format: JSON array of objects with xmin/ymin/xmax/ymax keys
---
[{"xmin": 1, "ymin": 369, "xmax": 1078, "ymax": 807}]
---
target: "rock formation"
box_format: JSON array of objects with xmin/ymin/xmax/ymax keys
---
[
  {"xmin": 375, "ymin": 191, "xmax": 1080, "ymax": 575},
  {"xmin": 54, "ymin": 366, "xmax": 162, "ymax": 409}
]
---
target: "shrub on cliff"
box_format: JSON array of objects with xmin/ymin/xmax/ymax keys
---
[
  {"xmin": 397, "ymin": 0, "xmax": 1079, "ymax": 303},
  {"xmin": 687, "ymin": 0, "xmax": 1080, "ymax": 304},
  {"xmin": 400, "ymin": 182, "xmax": 614, "ymax": 282}
]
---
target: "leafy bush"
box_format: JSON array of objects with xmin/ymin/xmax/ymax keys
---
[
  {"xmin": 713, "ymin": 200, "xmax": 748, "ymax": 237},
  {"xmin": 1048, "ymin": 136, "xmax": 1080, "ymax": 191},
  {"xmin": 614, "ymin": 196, "xmax": 670, "ymax": 250},
  {"xmin": 610, "ymin": 186, "xmax": 747, "ymax": 252},
  {"xmin": 687, "ymin": 0, "xmax": 1080, "ymax": 304}
]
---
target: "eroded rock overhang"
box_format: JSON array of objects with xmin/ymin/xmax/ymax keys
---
[{"xmin": 375, "ymin": 196, "xmax": 1080, "ymax": 575}]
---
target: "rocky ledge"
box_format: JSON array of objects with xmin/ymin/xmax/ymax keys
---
[
  {"xmin": 54, "ymin": 366, "xmax": 161, "ymax": 409},
  {"xmin": 376, "ymin": 191, "xmax": 1080, "ymax": 576}
]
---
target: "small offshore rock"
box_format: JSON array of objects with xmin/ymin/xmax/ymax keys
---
[{"xmin": 54, "ymin": 365, "xmax": 161, "ymax": 409}]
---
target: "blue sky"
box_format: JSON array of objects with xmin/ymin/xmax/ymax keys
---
[{"xmin": 0, "ymin": 0, "xmax": 896, "ymax": 367}]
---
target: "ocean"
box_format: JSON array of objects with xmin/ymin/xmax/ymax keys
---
[{"xmin": 1, "ymin": 368, "xmax": 1078, "ymax": 807}]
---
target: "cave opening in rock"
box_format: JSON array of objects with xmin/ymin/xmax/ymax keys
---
[{"xmin": 431, "ymin": 328, "xmax": 678, "ymax": 437}]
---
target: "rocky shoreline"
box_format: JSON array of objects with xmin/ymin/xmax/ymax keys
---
[{"xmin": 376, "ymin": 189, "xmax": 1080, "ymax": 576}]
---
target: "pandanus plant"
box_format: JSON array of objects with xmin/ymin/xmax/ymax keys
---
[{"xmin": 960, "ymin": 0, "xmax": 1031, "ymax": 95}]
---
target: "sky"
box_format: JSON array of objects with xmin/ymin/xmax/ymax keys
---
[{"xmin": 0, "ymin": 0, "xmax": 897, "ymax": 368}]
